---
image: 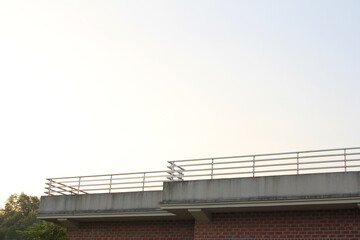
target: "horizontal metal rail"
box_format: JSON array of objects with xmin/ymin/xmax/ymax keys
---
[
  {"xmin": 168, "ymin": 147, "xmax": 360, "ymax": 181},
  {"xmin": 44, "ymin": 147, "xmax": 360, "ymax": 196},
  {"xmin": 169, "ymin": 147, "xmax": 360, "ymax": 162},
  {"xmin": 45, "ymin": 171, "xmax": 182, "ymax": 196}
]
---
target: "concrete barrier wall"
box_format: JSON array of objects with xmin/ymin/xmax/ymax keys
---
[
  {"xmin": 39, "ymin": 191, "xmax": 163, "ymax": 214},
  {"xmin": 162, "ymin": 172, "xmax": 360, "ymax": 203}
]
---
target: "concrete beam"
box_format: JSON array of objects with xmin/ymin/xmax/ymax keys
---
[
  {"xmin": 57, "ymin": 218, "xmax": 79, "ymax": 230},
  {"xmin": 188, "ymin": 208, "xmax": 211, "ymax": 223}
]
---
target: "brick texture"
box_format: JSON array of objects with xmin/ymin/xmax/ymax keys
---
[
  {"xmin": 66, "ymin": 220, "xmax": 194, "ymax": 240},
  {"xmin": 195, "ymin": 210, "xmax": 360, "ymax": 240},
  {"xmin": 66, "ymin": 210, "xmax": 360, "ymax": 240}
]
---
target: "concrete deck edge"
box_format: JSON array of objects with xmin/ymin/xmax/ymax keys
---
[
  {"xmin": 160, "ymin": 196, "xmax": 360, "ymax": 210},
  {"xmin": 37, "ymin": 210, "xmax": 175, "ymax": 220}
]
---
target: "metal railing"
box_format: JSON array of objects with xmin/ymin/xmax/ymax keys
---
[
  {"xmin": 45, "ymin": 147, "xmax": 360, "ymax": 196},
  {"xmin": 45, "ymin": 170, "xmax": 183, "ymax": 196},
  {"xmin": 167, "ymin": 147, "xmax": 360, "ymax": 181}
]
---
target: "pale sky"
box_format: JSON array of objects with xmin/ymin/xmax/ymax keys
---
[{"xmin": 0, "ymin": 0, "xmax": 359, "ymax": 207}]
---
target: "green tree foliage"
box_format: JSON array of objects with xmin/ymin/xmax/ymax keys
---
[
  {"xmin": 0, "ymin": 193, "xmax": 39, "ymax": 240},
  {"xmin": 0, "ymin": 193, "xmax": 66, "ymax": 240},
  {"xmin": 17, "ymin": 221, "xmax": 66, "ymax": 240}
]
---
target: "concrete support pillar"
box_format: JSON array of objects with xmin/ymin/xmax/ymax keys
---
[
  {"xmin": 57, "ymin": 218, "xmax": 79, "ymax": 230},
  {"xmin": 188, "ymin": 208, "xmax": 211, "ymax": 223}
]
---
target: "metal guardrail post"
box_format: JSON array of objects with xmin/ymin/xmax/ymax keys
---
[
  {"xmin": 48, "ymin": 179, "xmax": 52, "ymax": 196},
  {"xmin": 297, "ymin": 152, "xmax": 299, "ymax": 174},
  {"xmin": 179, "ymin": 169, "xmax": 184, "ymax": 181},
  {"xmin": 178, "ymin": 165, "xmax": 185, "ymax": 181},
  {"xmin": 77, "ymin": 177, "xmax": 81, "ymax": 195},
  {"xmin": 109, "ymin": 175, "xmax": 113, "ymax": 193},
  {"xmin": 167, "ymin": 162, "xmax": 175, "ymax": 181},
  {"xmin": 211, "ymin": 159, "xmax": 214, "ymax": 179},
  {"xmin": 344, "ymin": 149, "xmax": 347, "ymax": 172},
  {"xmin": 142, "ymin": 172, "xmax": 146, "ymax": 191},
  {"xmin": 253, "ymin": 156, "xmax": 255, "ymax": 177}
]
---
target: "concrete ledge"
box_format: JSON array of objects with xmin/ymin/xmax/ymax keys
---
[
  {"xmin": 161, "ymin": 196, "xmax": 360, "ymax": 212},
  {"xmin": 37, "ymin": 210, "xmax": 177, "ymax": 222}
]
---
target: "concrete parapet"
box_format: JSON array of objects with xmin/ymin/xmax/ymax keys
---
[
  {"xmin": 39, "ymin": 191, "xmax": 163, "ymax": 215},
  {"xmin": 162, "ymin": 172, "xmax": 360, "ymax": 203}
]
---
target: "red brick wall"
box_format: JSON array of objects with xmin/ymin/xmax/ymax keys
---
[
  {"xmin": 194, "ymin": 210, "xmax": 360, "ymax": 240},
  {"xmin": 66, "ymin": 220, "xmax": 194, "ymax": 240},
  {"xmin": 66, "ymin": 210, "xmax": 360, "ymax": 240}
]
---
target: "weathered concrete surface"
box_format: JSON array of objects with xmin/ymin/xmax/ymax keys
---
[
  {"xmin": 161, "ymin": 172, "xmax": 360, "ymax": 203},
  {"xmin": 38, "ymin": 191, "xmax": 163, "ymax": 215}
]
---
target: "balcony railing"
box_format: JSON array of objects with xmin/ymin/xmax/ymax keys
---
[{"xmin": 45, "ymin": 147, "xmax": 360, "ymax": 196}]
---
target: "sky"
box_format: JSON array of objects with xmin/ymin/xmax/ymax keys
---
[{"xmin": 0, "ymin": 0, "xmax": 359, "ymax": 207}]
